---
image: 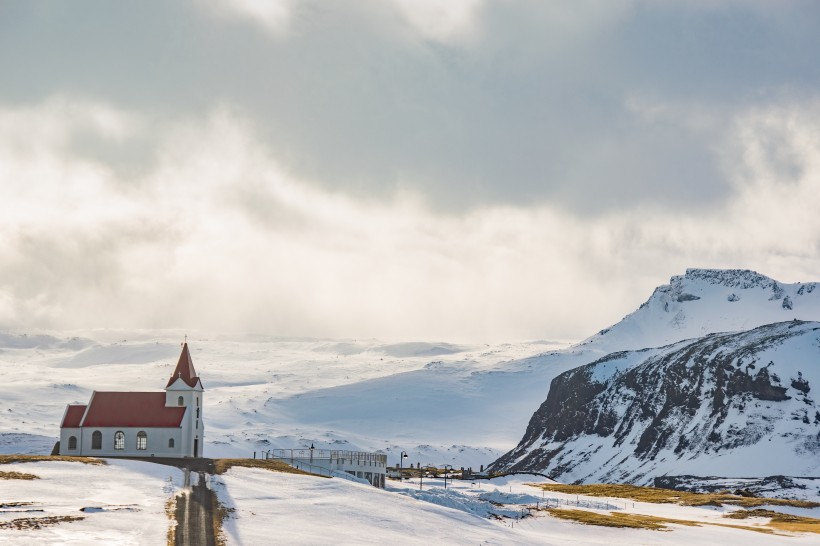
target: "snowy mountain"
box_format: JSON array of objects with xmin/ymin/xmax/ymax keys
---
[
  {"xmin": 489, "ymin": 320, "xmax": 820, "ymax": 484},
  {"xmin": 581, "ymin": 269, "xmax": 820, "ymax": 353},
  {"xmin": 2, "ymin": 267, "xmax": 818, "ymax": 483}
]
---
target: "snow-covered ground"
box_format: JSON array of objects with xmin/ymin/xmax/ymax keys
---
[
  {"xmin": 1, "ymin": 268, "xmax": 819, "ymax": 543},
  {"xmin": 213, "ymin": 470, "xmax": 820, "ymax": 545},
  {"xmin": 0, "ymin": 331, "xmax": 577, "ymax": 469},
  {"xmin": 0, "ymin": 458, "xmax": 183, "ymax": 545}
]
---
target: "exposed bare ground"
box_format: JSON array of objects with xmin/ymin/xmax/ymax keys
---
[
  {"xmin": 0, "ymin": 470, "xmax": 38, "ymax": 480},
  {"xmin": 0, "ymin": 502, "xmax": 33, "ymax": 508},
  {"xmin": 212, "ymin": 458, "xmax": 325, "ymax": 476},
  {"xmin": 166, "ymin": 496, "xmax": 177, "ymax": 546},
  {"xmin": 175, "ymin": 473, "xmax": 215, "ymax": 546},
  {"xmin": 212, "ymin": 493, "xmax": 233, "ymax": 546},
  {"xmin": 0, "ymin": 515, "xmax": 85, "ymax": 530},
  {"xmin": 0, "ymin": 455, "xmax": 105, "ymax": 465},
  {"xmin": 545, "ymin": 508, "xmax": 699, "ymax": 531},
  {"xmin": 530, "ymin": 483, "xmax": 819, "ymax": 508},
  {"xmin": 725, "ymin": 509, "xmax": 820, "ymax": 534},
  {"xmin": 545, "ymin": 507, "xmax": 779, "ymax": 535}
]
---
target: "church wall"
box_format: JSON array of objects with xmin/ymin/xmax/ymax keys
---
[
  {"xmin": 59, "ymin": 427, "xmax": 81, "ymax": 455},
  {"xmin": 73, "ymin": 426, "xmax": 185, "ymax": 458}
]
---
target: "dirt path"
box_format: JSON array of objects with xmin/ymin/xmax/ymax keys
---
[
  {"xmin": 119, "ymin": 457, "xmax": 218, "ymax": 544},
  {"xmin": 175, "ymin": 470, "xmax": 216, "ymax": 546}
]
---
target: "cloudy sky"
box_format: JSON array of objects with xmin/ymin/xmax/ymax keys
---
[{"xmin": 1, "ymin": 1, "xmax": 819, "ymax": 342}]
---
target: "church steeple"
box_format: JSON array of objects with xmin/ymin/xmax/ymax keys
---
[{"xmin": 166, "ymin": 342, "xmax": 202, "ymax": 389}]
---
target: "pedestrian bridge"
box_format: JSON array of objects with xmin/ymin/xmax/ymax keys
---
[{"xmin": 260, "ymin": 448, "xmax": 387, "ymax": 488}]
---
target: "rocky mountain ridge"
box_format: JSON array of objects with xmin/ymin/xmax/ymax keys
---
[
  {"xmin": 490, "ymin": 320, "xmax": 820, "ymax": 483},
  {"xmin": 490, "ymin": 268, "xmax": 820, "ymax": 484}
]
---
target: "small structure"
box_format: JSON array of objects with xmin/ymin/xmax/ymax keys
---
[
  {"xmin": 59, "ymin": 342, "xmax": 204, "ymax": 458},
  {"xmin": 265, "ymin": 448, "xmax": 387, "ymax": 488}
]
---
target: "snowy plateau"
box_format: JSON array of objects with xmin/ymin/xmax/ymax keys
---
[{"xmin": 1, "ymin": 268, "xmax": 820, "ymax": 544}]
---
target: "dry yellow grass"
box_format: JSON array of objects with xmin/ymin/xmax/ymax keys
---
[
  {"xmin": 213, "ymin": 458, "xmax": 326, "ymax": 477},
  {"xmin": 531, "ymin": 483, "xmax": 819, "ymax": 509},
  {"xmin": 0, "ymin": 502, "xmax": 33, "ymax": 509},
  {"xmin": 212, "ymin": 493, "xmax": 234, "ymax": 546},
  {"xmin": 0, "ymin": 515, "xmax": 85, "ymax": 530},
  {"xmin": 0, "ymin": 470, "xmax": 38, "ymax": 480},
  {"xmin": 546, "ymin": 508, "xmax": 779, "ymax": 535},
  {"xmin": 0, "ymin": 455, "xmax": 105, "ymax": 465},
  {"xmin": 165, "ymin": 496, "xmax": 177, "ymax": 546},
  {"xmin": 725, "ymin": 509, "xmax": 820, "ymax": 534},
  {"xmin": 545, "ymin": 508, "xmax": 699, "ymax": 530}
]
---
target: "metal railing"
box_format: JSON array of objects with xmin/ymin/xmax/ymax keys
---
[{"xmin": 264, "ymin": 449, "xmax": 387, "ymax": 465}]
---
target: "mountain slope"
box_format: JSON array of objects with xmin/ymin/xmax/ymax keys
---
[
  {"xmin": 489, "ymin": 320, "xmax": 820, "ymax": 484},
  {"xmin": 582, "ymin": 269, "xmax": 820, "ymax": 353}
]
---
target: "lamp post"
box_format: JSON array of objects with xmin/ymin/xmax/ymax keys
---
[
  {"xmin": 443, "ymin": 464, "xmax": 453, "ymax": 489},
  {"xmin": 399, "ymin": 451, "xmax": 408, "ymax": 481}
]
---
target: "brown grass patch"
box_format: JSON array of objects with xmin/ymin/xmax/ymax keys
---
[
  {"xmin": 0, "ymin": 455, "xmax": 105, "ymax": 465},
  {"xmin": 725, "ymin": 509, "xmax": 820, "ymax": 534},
  {"xmin": 165, "ymin": 496, "xmax": 177, "ymax": 546},
  {"xmin": 546, "ymin": 508, "xmax": 777, "ymax": 535},
  {"xmin": 212, "ymin": 493, "xmax": 234, "ymax": 546},
  {"xmin": 213, "ymin": 458, "xmax": 325, "ymax": 477},
  {"xmin": 0, "ymin": 470, "xmax": 38, "ymax": 480},
  {"xmin": 0, "ymin": 515, "xmax": 84, "ymax": 530},
  {"xmin": 0, "ymin": 502, "xmax": 33, "ymax": 508},
  {"xmin": 545, "ymin": 508, "xmax": 699, "ymax": 530},
  {"xmin": 531, "ymin": 483, "xmax": 819, "ymax": 509}
]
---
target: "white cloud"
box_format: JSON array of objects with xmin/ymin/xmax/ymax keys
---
[
  {"xmin": 391, "ymin": 0, "xmax": 485, "ymax": 43},
  {"xmin": 1, "ymin": 96, "xmax": 819, "ymax": 341},
  {"xmin": 198, "ymin": 0, "xmax": 293, "ymax": 34}
]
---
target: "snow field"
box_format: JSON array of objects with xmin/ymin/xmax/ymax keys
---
[
  {"xmin": 0, "ymin": 459, "xmax": 184, "ymax": 545},
  {"xmin": 213, "ymin": 471, "xmax": 820, "ymax": 545}
]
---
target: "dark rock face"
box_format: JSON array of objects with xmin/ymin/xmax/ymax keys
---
[
  {"xmin": 489, "ymin": 321, "xmax": 820, "ymax": 483},
  {"xmin": 654, "ymin": 475, "xmax": 816, "ymax": 499}
]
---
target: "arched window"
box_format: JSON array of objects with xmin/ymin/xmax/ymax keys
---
[
  {"xmin": 114, "ymin": 431, "xmax": 125, "ymax": 450},
  {"xmin": 196, "ymin": 397, "xmax": 199, "ymax": 406},
  {"xmin": 168, "ymin": 438, "xmax": 175, "ymax": 448},
  {"xmin": 92, "ymin": 431, "xmax": 102, "ymax": 450},
  {"xmin": 178, "ymin": 396, "xmax": 184, "ymax": 406},
  {"xmin": 68, "ymin": 436, "xmax": 77, "ymax": 450},
  {"xmin": 137, "ymin": 431, "xmax": 147, "ymax": 450}
]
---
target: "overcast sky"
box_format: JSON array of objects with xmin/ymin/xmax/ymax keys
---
[{"xmin": 1, "ymin": 1, "xmax": 819, "ymax": 342}]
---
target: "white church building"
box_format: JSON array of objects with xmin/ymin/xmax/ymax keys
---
[{"xmin": 59, "ymin": 342, "xmax": 204, "ymax": 458}]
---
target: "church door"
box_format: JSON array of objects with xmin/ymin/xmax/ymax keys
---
[{"xmin": 194, "ymin": 439, "xmax": 199, "ymax": 457}]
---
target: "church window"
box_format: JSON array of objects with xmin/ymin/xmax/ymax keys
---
[
  {"xmin": 196, "ymin": 408, "xmax": 200, "ymax": 418},
  {"xmin": 92, "ymin": 431, "xmax": 102, "ymax": 449},
  {"xmin": 196, "ymin": 397, "xmax": 199, "ymax": 406},
  {"xmin": 114, "ymin": 431, "xmax": 125, "ymax": 450},
  {"xmin": 169, "ymin": 438, "xmax": 175, "ymax": 448},
  {"xmin": 178, "ymin": 396, "xmax": 184, "ymax": 406},
  {"xmin": 196, "ymin": 419, "xmax": 198, "ymax": 429},
  {"xmin": 137, "ymin": 431, "xmax": 147, "ymax": 450},
  {"xmin": 68, "ymin": 436, "xmax": 77, "ymax": 450}
]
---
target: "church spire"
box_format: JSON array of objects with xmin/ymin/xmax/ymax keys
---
[{"xmin": 166, "ymin": 342, "xmax": 201, "ymax": 388}]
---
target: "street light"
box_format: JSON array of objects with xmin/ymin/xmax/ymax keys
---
[
  {"xmin": 444, "ymin": 465, "xmax": 453, "ymax": 489},
  {"xmin": 399, "ymin": 451, "xmax": 408, "ymax": 481}
]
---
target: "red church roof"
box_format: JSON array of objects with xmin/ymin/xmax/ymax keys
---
[
  {"xmin": 80, "ymin": 392, "xmax": 186, "ymax": 428},
  {"xmin": 166, "ymin": 342, "xmax": 201, "ymax": 388},
  {"xmin": 61, "ymin": 405, "xmax": 87, "ymax": 428}
]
